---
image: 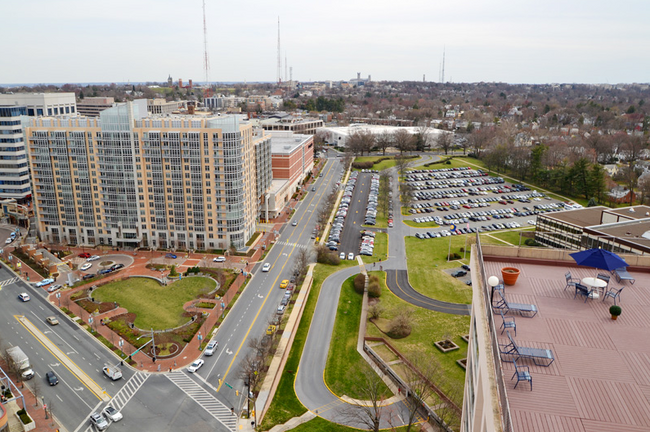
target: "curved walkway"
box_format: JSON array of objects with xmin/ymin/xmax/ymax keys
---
[{"xmin": 386, "ymin": 269, "xmax": 471, "ymax": 315}]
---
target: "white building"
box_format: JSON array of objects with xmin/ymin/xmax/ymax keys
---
[{"xmin": 317, "ymin": 124, "xmax": 450, "ymax": 147}]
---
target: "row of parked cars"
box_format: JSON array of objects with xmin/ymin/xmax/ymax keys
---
[
  {"xmin": 364, "ymin": 174, "xmax": 380, "ymax": 226},
  {"xmin": 327, "ymin": 171, "xmax": 359, "ymax": 250},
  {"xmin": 359, "ymin": 231, "xmax": 376, "ymax": 256},
  {"xmin": 412, "ymin": 182, "xmax": 533, "ymax": 202},
  {"xmin": 414, "ymin": 221, "xmax": 525, "ymax": 239}
]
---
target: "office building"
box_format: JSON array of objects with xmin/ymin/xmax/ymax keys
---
[
  {"xmin": 261, "ymin": 115, "xmax": 324, "ymax": 135},
  {"xmin": 147, "ymin": 98, "xmax": 182, "ymax": 115},
  {"xmin": 76, "ymin": 97, "xmax": 114, "ymax": 117},
  {"xmin": 0, "ymin": 93, "xmax": 76, "ymax": 117},
  {"xmin": 26, "ymin": 101, "xmax": 272, "ymax": 250}
]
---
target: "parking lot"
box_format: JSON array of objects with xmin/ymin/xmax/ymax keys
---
[{"xmin": 402, "ymin": 166, "xmax": 579, "ymax": 238}]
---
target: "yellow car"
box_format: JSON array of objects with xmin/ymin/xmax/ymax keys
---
[
  {"xmin": 280, "ymin": 279, "xmax": 289, "ymax": 289},
  {"xmin": 266, "ymin": 325, "xmax": 276, "ymax": 335}
]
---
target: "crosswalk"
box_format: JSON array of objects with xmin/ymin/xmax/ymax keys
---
[
  {"xmin": 167, "ymin": 371, "xmax": 237, "ymax": 431},
  {"xmin": 0, "ymin": 277, "xmax": 19, "ymax": 289},
  {"xmin": 275, "ymin": 240, "xmax": 309, "ymax": 250}
]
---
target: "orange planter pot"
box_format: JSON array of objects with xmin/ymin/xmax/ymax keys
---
[{"xmin": 501, "ymin": 267, "xmax": 520, "ymax": 286}]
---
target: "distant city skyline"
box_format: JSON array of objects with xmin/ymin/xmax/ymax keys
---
[{"xmin": 2, "ymin": 0, "xmax": 650, "ymax": 85}]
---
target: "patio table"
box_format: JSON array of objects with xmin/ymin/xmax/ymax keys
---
[{"xmin": 582, "ymin": 277, "xmax": 607, "ymax": 299}]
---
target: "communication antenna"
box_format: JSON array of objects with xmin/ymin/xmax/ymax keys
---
[
  {"xmin": 441, "ymin": 47, "xmax": 446, "ymax": 84},
  {"xmin": 277, "ymin": 17, "xmax": 282, "ymax": 85},
  {"xmin": 202, "ymin": 0, "xmax": 211, "ymax": 96}
]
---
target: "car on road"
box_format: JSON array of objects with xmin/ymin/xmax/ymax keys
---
[
  {"xmin": 4, "ymin": 238, "xmax": 12, "ymax": 244},
  {"xmin": 277, "ymin": 304, "xmax": 286, "ymax": 315},
  {"xmin": 90, "ymin": 412, "xmax": 109, "ymax": 430},
  {"xmin": 47, "ymin": 284, "xmax": 62, "ymax": 293},
  {"xmin": 165, "ymin": 253, "xmax": 177, "ymax": 259},
  {"xmin": 78, "ymin": 252, "xmax": 91, "ymax": 259},
  {"xmin": 262, "ymin": 263, "xmax": 271, "ymax": 272},
  {"xmin": 213, "ymin": 256, "xmax": 226, "ymax": 262},
  {"xmin": 87, "ymin": 255, "xmax": 100, "ymax": 262},
  {"xmin": 36, "ymin": 278, "xmax": 54, "ymax": 287},
  {"xmin": 18, "ymin": 293, "xmax": 30, "ymax": 302},
  {"xmin": 348, "ymin": 252, "xmax": 355, "ymax": 260},
  {"xmin": 46, "ymin": 371, "xmax": 58, "ymax": 386},
  {"xmin": 451, "ymin": 270, "xmax": 468, "ymax": 278},
  {"xmin": 103, "ymin": 406, "xmax": 123, "ymax": 422},
  {"xmin": 83, "ymin": 273, "xmax": 95, "ymax": 280},
  {"xmin": 187, "ymin": 359, "xmax": 204, "ymax": 373},
  {"xmin": 204, "ymin": 341, "xmax": 218, "ymax": 356},
  {"xmin": 80, "ymin": 262, "xmax": 92, "ymax": 271},
  {"xmin": 110, "ymin": 263, "xmax": 125, "ymax": 271},
  {"xmin": 291, "ymin": 221, "xmax": 297, "ymax": 226},
  {"xmin": 280, "ymin": 280, "xmax": 289, "ymax": 289},
  {"xmin": 46, "ymin": 316, "xmax": 59, "ymax": 325},
  {"xmin": 311, "ymin": 187, "xmax": 316, "ymax": 192}
]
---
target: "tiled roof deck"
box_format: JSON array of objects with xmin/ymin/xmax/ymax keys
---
[{"xmin": 484, "ymin": 261, "xmax": 650, "ymax": 432}]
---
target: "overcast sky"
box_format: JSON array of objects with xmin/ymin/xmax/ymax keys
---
[{"xmin": 2, "ymin": 0, "xmax": 649, "ymax": 85}]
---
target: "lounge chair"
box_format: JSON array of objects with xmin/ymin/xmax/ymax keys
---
[
  {"xmin": 500, "ymin": 330, "xmax": 555, "ymax": 367},
  {"xmin": 613, "ymin": 267, "xmax": 635, "ymax": 285},
  {"xmin": 494, "ymin": 291, "xmax": 538, "ymax": 318}
]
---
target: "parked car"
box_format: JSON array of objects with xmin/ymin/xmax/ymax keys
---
[
  {"xmin": 47, "ymin": 284, "xmax": 62, "ymax": 293},
  {"xmin": 451, "ymin": 270, "xmax": 468, "ymax": 278},
  {"xmin": 78, "ymin": 252, "xmax": 91, "ymax": 258},
  {"xmin": 204, "ymin": 341, "xmax": 218, "ymax": 356},
  {"xmin": 98, "ymin": 268, "xmax": 113, "ymax": 275},
  {"xmin": 36, "ymin": 278, "xmax": 54, "ymax": 287},
  {"xmin": 46, "ymin": 371, "xmax": 58, "ymax": 386},
  {"xmin": 83, "ymin": 273, "xmax": 96, "ymax": 280},
  {"xmin": 80, "ymin": 262, "xmax": 92, "ymax": 271},
  {"xmin": 165, "ymin": 253, "xmax": 177, "ymax": 259},
  {"xmin": 277, "ymin": 305, "xmax": 286, "ymax": 315},
  {"xmin": 103, "ymin": 406, "xmax": 123, "ymax": 422},
  {"xmin": 90, "ymin": 412, "xmax": 109, "ymax": 431},
  {"xmin": 87, "ymin": 255, "xmax": 100, "ymax": 262},
  {"xmin": 213, "ymin": 256, "xmax": 226, "ymax": 262},
  {"xmin": 348, "ymin": 252, "xmax": 355, "ymax": 260},
  {"xmin": 262, "ymin": 263, "xmax": 271, "ymax": 272},
  {"xmin": 5, "ymin": 238, "xmax": 12, "ymax": 244},
  {"xmin": 187, "ymin": 359, "xmax": 204, "ymax": 373},
  {"xmin": 266, "ymin": 325, "xmax": 276, "ymax": 335},
  {"xmin": 110, "ymin": 263, "xmax": 125, "ymax": 271},
  {"xmin": 280, "ymin": 280, "xmax": 289, "ymax": 289}
]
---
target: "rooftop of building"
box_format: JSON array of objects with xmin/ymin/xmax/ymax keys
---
[
  {"xmin": 541, "ymin": 205, "xmax": 650, "ymax": 228},
  {"xmin": 317, "ymin": 123, "xmax": 449, "ymax": 137},
  {"xmin": 270, "ymin": 131, "xmax": 312, "ymax": 154},
  {"xmin": 480, "ymin": 248, "xmax": 650, "ymax": 431}
]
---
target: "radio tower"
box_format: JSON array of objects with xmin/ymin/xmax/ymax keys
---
[
  {"xmin": 277, "ymin": 17, "xmax": 282, "ymax": 85},
  {"xmin": 441, "ymin": 47, "xmax": 446, "ymax": 84},
  {"xmin": 202, "ymin": 0, "xmax": 211, "ymax": 97}
]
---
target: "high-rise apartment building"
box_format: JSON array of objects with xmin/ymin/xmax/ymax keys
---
[
  {"xmin": 26, "ymin": 101, "xmax": 272, "ymax": 250},
  {"xmin": 0, "ymin": 93, "xmax": 77, "ymax": 203}
]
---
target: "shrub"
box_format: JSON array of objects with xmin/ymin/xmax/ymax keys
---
[
  {"xmin": 316, "ymin": 245, "xmax": 341, "ymax": 265},
  {"xmin": 353, "ymin": 273, "xmax": 366, "ymax": 295},
  {"xmin": 367, "ymin": 281, "xmax": 381, "ymax": 298},
  {"xmin": 609, "ymin": 305, "xmax": 622, "ymax": 316},
  {"xmin": 368, "ymin": 304, "xmax": 384, "ymax": 320},
  {"xmin": 184, "ymin": 266, "xmax": 201, "ymax": 276},
  {"xmin": 445, "ymin": 160, "xmax": 452, "ymax": 164},
  {"xmin": 447, "ymin": 253, "xmax": 461, "ymax": 260},
  {"xmin": 352, "ymin": 161, "xmax": 374, "ymax": 169},
  {"xmin": 387, "ymin": 311, "xmax": 412, "ymax": 338},
  {"xmin": 524, "ymin": 238, "xmax": 540, "ymax": 246},
  {"xmin": 169, "ymin": 264, "xmax": 178, "ymax": 276}
]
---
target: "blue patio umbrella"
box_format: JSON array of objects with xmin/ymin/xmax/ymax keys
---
[{"xmin": 570, "ymin": 248, "xmax": 628, "ymax": 271}]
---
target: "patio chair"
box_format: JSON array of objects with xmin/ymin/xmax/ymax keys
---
[
  {"xmin": 597, "ymin": 273, "xmax": 611, "ymax": 290},
  {"xmin": 499, "ymin": 310, "xmax": 517, "ymax": 336},
  {"xmin": 603, "ymin": 286, "xmax": 624, "ymax": 305},
  {"xmin": 574, "ymin": 283, "xmax": 594, "ymax": 303},
  {"xmin": 494, "ymin": 291, "xmax": 538, "ymax": 318},
  {"xmin": 613, "ymin": 267, "xmax": 636, "ymax": 285},
  {"xmin": 564, "ymin": 272, "xmax": 578, "ymax": 291},
  {"xmin": 511, "ymin": 359, "xmax": 533, "ymax": 390},
  {"xmin": 500, "ymin": 330, "xmax": 555, "ymax": 367}
]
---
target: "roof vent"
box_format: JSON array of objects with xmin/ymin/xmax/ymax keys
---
[
  {"xmin": 642, "ymin": 231, "xmax": 650, "ymax": 240},
  {"xmin": 629, "ymin": 208, "xmax": 635, "ymax": 212}
]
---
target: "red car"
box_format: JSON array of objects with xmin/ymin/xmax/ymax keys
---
[{"xmin": 78, "ymin": 252, "xmax": 91, "ymax": 258}]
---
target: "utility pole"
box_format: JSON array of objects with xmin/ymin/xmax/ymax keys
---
[{"xmin": 277, "ymin": 17, "xmax": 282, "ymax": 85}]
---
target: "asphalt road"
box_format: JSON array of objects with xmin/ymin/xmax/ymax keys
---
[{"xmin": 386, "ymin": 270, "xmax": 470, "ymax": 315}]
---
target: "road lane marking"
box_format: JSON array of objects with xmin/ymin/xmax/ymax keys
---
[{"xmin": 14, "ymin": 315, "xmax": 110, "ymax": 402}]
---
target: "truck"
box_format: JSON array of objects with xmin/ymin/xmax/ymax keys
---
[
  {"xmin": 102, "ymin": 365, "xmax": 122, "ymax": 381},
  {"xmin": 6, "ymin": 347, "xmax": 34, "ymax": 380}
]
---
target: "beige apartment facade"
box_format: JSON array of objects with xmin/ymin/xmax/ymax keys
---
[{"xmin": 26, "ymin": 101, "xmax": 271, "ymax": 251}]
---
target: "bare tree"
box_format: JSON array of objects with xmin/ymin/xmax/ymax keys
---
[
  {"xmin": 402, "ymin": 353, "xmax": 441, "ymax": 432},
  {"xmin": 343, "ymin": 369, "xmax": 389, "ymax": 432},
  {"xmin": 436, "ymin": 132, "xmax": 454, "ymax": 155},
  {"xmin": 347, "ymin": 130, "xmax": 375, "ymax": 156},
  {"xmin": 393, "ymin": 129, "xmax": 414, "ymax": 154},
  {"xmin": 31, "ymin": 379, "xmax": 41, "ymax": 407},
  {"xmin": 468, "ymin": 127, "xmax": 495, "ymax": 157},
  {"xmin": 638, "ymin": 173, "xmax": 650, "ymax": 204},
  {"xmin": 399, "ymin": 182, "xmax": 414, "ymax": 208},
  {"xmin": 375, "ymin": 131, "xmax": 392, "ymax": 156},
  {"xmin": 413, "ymin": 125, "xmax": 432, "ymax": 152},
  {"xmin": 395, "ymin": 156, "xmax": 413, "ymax": 176}
]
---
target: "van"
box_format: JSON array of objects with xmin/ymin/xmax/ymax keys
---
[{"xmin": 204, "ymin": 341, "xmax": 218, "ymax": 356}]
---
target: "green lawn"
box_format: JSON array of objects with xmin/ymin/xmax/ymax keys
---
[
  {"xmin": 361, "ymin": 232, "xmax": 388, "ymax": 265},
  {"xmin": 260, "ymin": 263, "xmax": 345, "ymax": 429},
  {"xmin": 403, "ymin": 219, "xmax": 439, "ymax": 228},
  {"xmin": 325, "ymin": 276, "xmax": 391, "ymax": 399},
  {"xmin": 405, "ymin": 236, "xmax": 473, "ymax": 304},
  {"xmin": 366, "ymin": 271, "xmax": 469, "ymax": 418},
  {"xmin": 93, "ymin": 277, "xmax": 216, "ymax": 330},
  {"xmin": 353, "ymin": 156, "xmax": 398, "ymax": 172},
  {"xmin": 289, "ymin": 417, "xmax": 410, "ymax": 432},
  {"xmin": 484, "ymin": 228, "xmax": 535, "ymax": 246}
]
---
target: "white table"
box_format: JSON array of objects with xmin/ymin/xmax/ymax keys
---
[{"xmin": 582, "ymin": 277, "xmax": 607, "ymax": 299}]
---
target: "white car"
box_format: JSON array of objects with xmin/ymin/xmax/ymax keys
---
[
  {"xmin": 291, "ymin": 221, "xmax": 297, "ymax": 226},
  {"xmin": 90, "ymin": 412, "xmax": 108, "ymax": 431},
  {"xmin": 47, "ymin": 284, "xmax": 62, "ymax": 293},
  {"xmin": 213, "ymin": 256, "xmax": 226, "ymax": 262},
  {"xmin": 103, "ymin": 406, "xmax": 123, "ymax": 422},
  {"xmin": 187, "ymin": 359, "xmax": 204, "ymax": 373},
  {"xmin": 262, "ymin": 263, "xmax": 271, "ymax": 272},
  {"xmin": 80, "ymin": 262, "xmax": 92, "ymax": 271},
  {"xmin": 339, "ymin": 252, "xmax": 346, "ymax": 260},
  {"xmin": 36, "ymin": 278, "xmax": 54, "ymax": 287},
  {"xmin": 277, "ymin": 304, "xmax": 286, "ymax": 315},
  {"xmin": 204, "ymin": 341, "xmax": 218, "ymax": 356},
  {"xmin": 18, "ymin": 293, "xmax": 30, "ymax": 302},
  {"xmin": 87, "ymin": 255, "xmax": 100, "ymax": 262},
  {"xmin": 527, "ymin": 220, "xmax": 536, "ymax": 225},
  {"xmin": 348, "ymin": 252, "xmax": 355, "ymax": 260},
  {"xmin": 4, "ymin": 238, "xmax": 12, "ymax": 244}
]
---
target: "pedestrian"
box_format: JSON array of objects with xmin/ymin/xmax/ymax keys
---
[{"xmin": 398, "ymin": 387, "xmax": 401, "ymax": 395}]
